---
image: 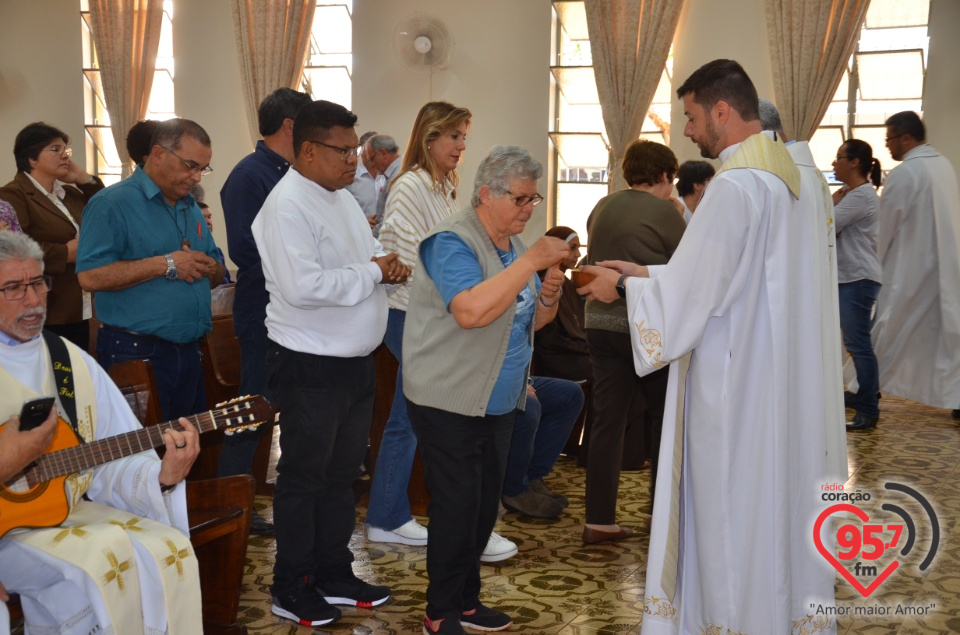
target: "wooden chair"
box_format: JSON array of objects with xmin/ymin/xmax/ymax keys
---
[
  {"xmin": 210, "ymin": 282, "xmax": 236, "ymax": 317},
  {"xmin": 366, "ymin": 343, "xmax": 431, "ymax": 515}
]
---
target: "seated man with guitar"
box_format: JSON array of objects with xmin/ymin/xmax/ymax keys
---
[{"xmin": 0, "ymin": 232, "xmax": 202, "ymax": 634}]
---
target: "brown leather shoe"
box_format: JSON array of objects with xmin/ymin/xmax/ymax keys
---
[{"xmin": 582, "ymin": 526, "xmax": 635, "ymax": 545}]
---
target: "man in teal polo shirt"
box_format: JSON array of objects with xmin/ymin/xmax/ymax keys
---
[{"xmin": 77, "ymin": 118, "xmax": 225, "ymax": 421}]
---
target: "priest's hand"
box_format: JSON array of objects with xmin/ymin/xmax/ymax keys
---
[
  {"xmin": 593, "ymin": 260, "xmax": 647, "ymax": 277},
  {"xmin": 159, "ymin": 418, "xmax": 200, "ymax": 487},
  {"xmin": 576, "ymin": 265, "xmax": 621, "ymax": 302}
]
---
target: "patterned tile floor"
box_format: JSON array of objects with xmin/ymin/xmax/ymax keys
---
[{"xmin": 239, "ymin": 396, "xmax": 960, "ymax": 634}]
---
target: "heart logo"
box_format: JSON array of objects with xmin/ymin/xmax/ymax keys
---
[{"xmin": 813, "ymin": 504, "xmax": 900, "ymax": 597}]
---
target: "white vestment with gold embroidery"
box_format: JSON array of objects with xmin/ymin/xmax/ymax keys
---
[
  {"xmin": 0, "ymin": 337, "xmax": 201, "ymax": 634},
  {"xmin": 632, "ymin": 133, "xmax": 838, "ymax": 635}
]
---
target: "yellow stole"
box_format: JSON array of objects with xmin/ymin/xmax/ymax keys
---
[{"xmin": 716, "ymin": 132, "xmax": 802, "ymax": 199}]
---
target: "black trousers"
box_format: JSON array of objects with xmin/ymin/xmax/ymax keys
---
[
  {"xmin": 407, "ymin": 399, "xmax": 514, "ymax": 621},
  {"xmin": 267, "ymin": 341, "xmax": 375, "ymax": 595},
  {"xmin": 585, "ymin": 329, "xmax": 668, "ymax": 524}
]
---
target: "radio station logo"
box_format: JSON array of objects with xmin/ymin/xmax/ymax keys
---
[{"xmin": 813, "ymin": 482, "xmax": 939, "ymax": 598}]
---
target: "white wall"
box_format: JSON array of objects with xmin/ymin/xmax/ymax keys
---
[
  {"xmin": 923, "ymin": 0, "xmax": 960, "ymax": 172},
  {"xmin": 0, "ymin": 0, "xmax": 84, "ymax": 175},
  {"xmin": 670, "ymin": 0, "xmax": 774, "ymax": 165},
  {"xmin": 351, "ymin": 0, "xmax": 552, "ymax": 245},
  {"xmin": 173, "ymin": 0, "xmax": 251, "ymax": 255}
]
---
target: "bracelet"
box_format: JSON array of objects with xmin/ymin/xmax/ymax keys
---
[
  {"xmin": 539, "ymin": 286, "xmax": 563, "ymax": 308},
  {"xmin": 160, "ymin": 482, "xmax": 177, "ymax": 494}
]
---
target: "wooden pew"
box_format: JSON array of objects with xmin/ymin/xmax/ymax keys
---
[{"xmin": 190, "ymin": 284, "xmax": 273, "ymax": 494}]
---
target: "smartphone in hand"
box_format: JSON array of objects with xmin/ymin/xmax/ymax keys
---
[{"xmin": 18, "ymin": 397, "xmax": 55, "ymax": 431}]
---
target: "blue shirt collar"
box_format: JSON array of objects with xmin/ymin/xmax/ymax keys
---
[
  {"xmin": 0, "ymin": 331, "xmax": 37, "ymax": 346},
  {"xmin": 131, "ymin": 165, "xmax": 197, "ymax": 209}
]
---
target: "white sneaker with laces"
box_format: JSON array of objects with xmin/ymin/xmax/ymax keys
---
[
  {"xmin": 366, "ymin": 519, "xmax": 428, "ymax": 546},
  {"xmin": 480, "ymin": 531, "xmax": 518, "ymax": 563}
]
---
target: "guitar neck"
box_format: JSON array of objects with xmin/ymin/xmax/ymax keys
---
[{"xmin": 27, "ymin": 411, "xmax": 217, "ymax": 486}]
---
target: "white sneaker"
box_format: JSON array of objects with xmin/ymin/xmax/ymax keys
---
[
  {"xmin": 366, "ymin": 519, "xmax": 428, "ymax": 546},
  {"xmin": 480, "ymin": 531, "xmax": 518, "ymax": 563}
]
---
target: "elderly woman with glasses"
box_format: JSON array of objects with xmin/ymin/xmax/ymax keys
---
[
  {"xmin": 0, "ymin": 122, "xmax": 103, "ymax": 351},
  {"xmin": 581, "ymin": 139, "xmax": 686, "ymax": 545},
  {"xmin": 404, "ymin": 146, "xmax": 568, "ymax": 635}
]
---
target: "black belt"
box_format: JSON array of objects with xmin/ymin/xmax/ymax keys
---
[{"xmin": 99, "ymin": 324, "xmax": 201, "ymax": 348}]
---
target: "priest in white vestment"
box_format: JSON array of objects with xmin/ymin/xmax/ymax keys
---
[
  {"xmin": 0, "ymin": 232, "xmax": 203, "ymax": 635},
  {"xmin": 580, "ymin": 59, "xmax": 838, "ymax": 635},
  {"xmin": 758, "ymin": 98, "xmax": 847, "ymax": 479},
  {"xmin": 871, "ymin": 111, "xmax": 960, "ymax": 410}
]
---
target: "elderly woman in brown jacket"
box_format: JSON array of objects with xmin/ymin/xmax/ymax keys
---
[{"xmin": 0, "ymin": 122, "xmax": 103, "ymax": 350}]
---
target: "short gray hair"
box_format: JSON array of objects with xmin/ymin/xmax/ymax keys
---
[
  {"xmin": 150, "ymin": 118, "xmax": 211, "ymax": 152},
  {"xmin": 369, "ymin": 134, "xmax": 399, "ymax": 154},
  {"xmin": 471, "ymin": 146, "xmax": 542, "ymax": 208},
  {"xmin": 0, "ymin": 231, "xmax": 44, "ymax": 270},
  {"xmin": 758, "ymin": 98, "xmax": 784, "ymax": 138}
]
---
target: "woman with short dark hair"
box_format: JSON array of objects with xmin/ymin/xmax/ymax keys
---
[
  {"xmin": 581, "ymin": 139, "xmax": 686, "ymax": 544},
  {"xmin": 0, "ymin": 122, "xmax": 103, "ymax": 351}
]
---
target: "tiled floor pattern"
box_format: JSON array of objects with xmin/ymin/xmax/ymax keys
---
[{"xmin": 238, "ymin": 396, "xmax": 960, "ymax": 634}]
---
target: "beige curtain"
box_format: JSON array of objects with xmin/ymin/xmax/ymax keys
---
[
  {"xmin": 231, "ymin": 0, "xmax": 316, "ymax": 145},
  {"xmin": 585, "ymin": 0, "xmax": 685, "ymax": 193},
  {"xmin": 765, "ymin": 0, "xmax": 871, "ymax": 141},
  {"xmin": 88, "ymin": 0, "xmax": 164, "ymax": 178}
]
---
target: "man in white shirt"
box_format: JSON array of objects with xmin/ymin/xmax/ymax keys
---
[
  {"xmin": 872, "ymin": 111, "xmax": 960, "ymax": 413},
  {"xmin": 579, "ymin": 59, "xmax": 837, "ymax": 634},
  {"xmin": 758, "ymin": 98, "xmax": 847, "ymax": 467},
  {"xmin": 345, "ymin": 130, "xmax": 382, "ymax": 224},
  {"xmin": 252, "ymin": 101, "xmax": 409, "ymax": 628},
  {"xmin": 367, "ymin": 134, "xmax": 402, "ymax": 237}
]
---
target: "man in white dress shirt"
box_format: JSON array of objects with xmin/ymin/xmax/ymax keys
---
[
  {"xmin": 252, "ymin": 101, "xmax": 409, "ymax": 627},
  {"xmin": 871, "ymin": 111, "xmax": 960, "ymax": 413},
  {"xmin": 579, "ymin": 59, "xmax": 837, "ymax": 635},
  {"xmin": 367, "ymin": 134, "xmax": 402, "ymax": 237},
  {"xmin": 345, "ymin": 130, "xmax": 382, "ymax": 224}
]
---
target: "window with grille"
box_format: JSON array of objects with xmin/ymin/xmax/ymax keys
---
[
  {"xmin": 301, "ymin": 1, "xmax": 353, "ymax": 108},
  {"xmin": 80, "ymin": 0, "xmax": 175, "ymax": 185},
  {"xmin": 549, "ymin": 0, "xmax": 672, "ymax": 240},
  {"xmin": 809, "ymin": 0, "xmax": 929, "ymax": 181}
]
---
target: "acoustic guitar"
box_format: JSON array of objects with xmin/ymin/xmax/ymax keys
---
[{"xmin": 0, "ymin": 395, "xmax": 270, "ymax": 538}]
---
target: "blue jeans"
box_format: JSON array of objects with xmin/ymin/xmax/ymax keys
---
[
  {"xmin": 839, "ymin": 280, "xmax": 881, "ymax": 418},
  {"xmin": 502, "ymin": 377, "xmax": 584, "ymax": 496},
  {"xmin": 96, "ymin": 325, "xmax": 206, "ymax": 422},
  {"xmin": 366, "ymin": 309, "xmax": 418, "ymax": 531},
  {"xmin": 218, "ymin": 319, "xmax": 272, "ymax": 478}
]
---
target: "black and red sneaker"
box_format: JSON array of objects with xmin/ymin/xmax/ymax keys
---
[
  {"xmin": 423, "ymin": 613, "xmax": 466, "ymax": 634},
  {"xmin": 461, "ymin": 603, "xmax": 512, "ymax": 631},
  {"xmin": 316, "ymin": 575, "xmax": 390, "ymax": 608},
  {"xmin": 272, "ymin": 576, "xmax": 341, "ymax": 626}
]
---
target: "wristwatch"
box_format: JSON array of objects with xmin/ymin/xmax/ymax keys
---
[
  {"xmin": 616, "ymin": 273, "xmax": 629, "ymax": 299},
  {"xmin": 164, "ymin": 254, "xmax": 177, "ymax": 280}
]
